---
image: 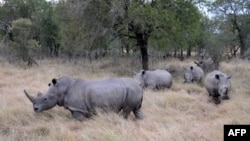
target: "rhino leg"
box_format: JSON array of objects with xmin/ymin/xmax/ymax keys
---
[
  {"xmin": 133, "ymin": 108, "xmax": 143, "ymax": 120},
  {"xmin": 71, "ymin": 111, "xmax": 88, "ymax": 121},
  {"xmin": 152, "ymin": 85, "xmax": 162, "ymax": 91},
  {"xmin": 155, "ymin": 85, "xmax": 161, "ymax": 90},
  {"xmin": 207, "ymin": 90, "xmax": 212, "ymax": 97},
  {"xmin": 212, "ymin": 96, "xmax": 221, "ymax": 104},
  {"xmin": 122, "ymin": 106, "xmax": 132, "ymax": 119},
  {"xmin": 167, "ymin": 83, "xmax": 172, "ymax": 89},
  {"xmin": 222, "ymin": 95, "xmax": 230, "ymax": 100}
]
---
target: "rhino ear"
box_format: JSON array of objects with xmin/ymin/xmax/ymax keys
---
[
  {"xmin": 142, "ymin": 70, "xmax": 146, "ymax": 75},
  {"xmin": 215, "ymin": 74, "xmax": 220, "ymax": 80},
  {"xmin": 52, "ymin": 78, "xmax": 57, "ymax": 85},
  {"xmin": 227, "ymin": 75, "xmax": 232, "ymax": 79},
  {"xmin": 194, "ymin": 61, "xmax": 198, "ymax": 65}
]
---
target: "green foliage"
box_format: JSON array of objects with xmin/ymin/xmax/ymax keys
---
[
  {"xmin": 55, "ymin": 0, "xmax": 88, "ymax": 55},
  {"xmin": 6, "ymin": 18, "xmax": 37, "ymax": 65},
  {"xmin": 27, "ymin": 39, "xmax": 41, "ymax": 49},
  {"xmin": 12, "ymin": 18, "xmax": 32, "ymax": 44},
  {"xmin": 211, "ymin": 0, "xmax": 250, "ymax": 57},
  {"xmin": 0, "ymin": 0, "xmax": 60, "ymax": 56},
  {"xmin": 127, "ymin": 0, "xmax": 201, "ymax": 51},
  {"xmin": 13, "ymin": 18, "xmax": 32, "ymax": 27},
  {"xmin": 129, "ymin": 2, "xmax": 158, "ymax": 34},
  {"xmin": 0, "ymin": 0, "xmax": 205, "ymax": 66}
]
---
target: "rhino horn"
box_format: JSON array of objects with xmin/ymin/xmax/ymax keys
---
[{"xmin": 24, "ymin": 89, "xmax": 35, "ymax": 103}]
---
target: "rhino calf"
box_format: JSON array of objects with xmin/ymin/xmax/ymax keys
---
[
  {"xmin": 184, "ymin": 66, "xmax": 204, "ymax": 83},
  {"xmin": 195, "ymin": 58, "xmax": 217, "ymax": 73},
  {"xmin": 204, "ymin": 70, "xmax": 231, "ymax": 104},
  {"xmin": 134, "ymin": 69, "xmax": 172, "ymax": 90},
  {"xmin": 24, "ymin": 77, "xmax": 143, "ymax": 121}
]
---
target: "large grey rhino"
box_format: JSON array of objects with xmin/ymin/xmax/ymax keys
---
[
  {"xmin": 134, "ymin": 69, "xmax": 172, "ymax": 90},
  {"xmin": 184, "ymin": 66, "xmax": 204, "ymax": 83},
  {"xmin": 194, "ymin": 58, "xmax": 217, "ymax": 73},
  {"xmin": 204, "ymin": 70, "xmax": 231, "ymax": 104},
  {"xmin": 24, "ymin": 76, "xmax": 143, "ymax": 121}
]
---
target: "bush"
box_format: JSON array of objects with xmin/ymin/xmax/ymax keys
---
[{"xmin": 2, "ymin": 18, "xmax": 38, "ymax": 66}]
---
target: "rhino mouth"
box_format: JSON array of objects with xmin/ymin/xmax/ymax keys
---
[
  {"xmin": 222, "ymin": 95, "xmax": 230, "ymax": 100},
  {"xmin": 34, "ymin": 107, "xmax": 41, "ymax": 112}
]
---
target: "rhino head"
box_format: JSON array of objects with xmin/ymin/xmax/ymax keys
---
[
  {"xmin": 194, "ymin": 61, "xmax": 204, "ymax": 69},
  {"xmin": 184, "ymin": 66, "xmax": 194, "ymax": 83},
  {"xmin": 215, "ymin": 74, "xmax": 232, "ymax": 100},
  {"xmin": 24, "ymin": 79, "xmax": 60, "ymax": 112},
  {"xmin": 133, "ymin": 70, "xmax": 146, "ymax": 88}
]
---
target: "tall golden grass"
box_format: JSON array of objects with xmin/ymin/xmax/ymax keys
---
[{"xmin": 0, "ymin": 57, "xmax": 250, "ymax": 141}]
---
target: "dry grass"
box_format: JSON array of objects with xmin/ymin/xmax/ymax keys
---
[{"xmin": 0, "ymin": 57, "xmax": 250, "ymax": 141}]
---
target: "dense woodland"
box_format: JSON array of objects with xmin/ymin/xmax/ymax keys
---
[{"xmin": 0, "ymin": 0, "xmax": 250, "ymax": 69}]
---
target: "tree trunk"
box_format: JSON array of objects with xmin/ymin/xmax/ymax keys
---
[
  {"xmin": 187, "ymin": 46, "xmax": 191, "ymax": 58},
  {"xmin": 230, "ymin": 14, "xmax": 246, "ymax": 58},
  {"xmin": 125, "ymin": 42, "xmax": 130, "ymax": 54},
  {"xmin": 174, "ymin": 48, "xmax": 177, "ymax": 57},
  {"xmin": 239, "ymin": 33, "xmax": 246, "ymax": 57},
  {"xmin": 180, "ymin": 48, "xmax": 184, "ymax": 61},
  {"xmin": 136, "ymin": 33, "xmax": 149, "ymax": 70}
]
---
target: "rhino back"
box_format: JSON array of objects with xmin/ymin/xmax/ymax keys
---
[
  {"xmin": 193, "ymin": 66, "xmax": 204, "ymax": 81},
  {"xmin": 152, "ymin": 70, "xmax": 172, "ymax": 86},
  {"xmin": 142, "ymin": 71, "xmax": 157, "ymax": 87},
  {"xmin": 89, "ymin": 78, "xmax": 142, "ymax": 109},
  {"xmin": 63, "ymin": 78, "xmax": 142, "ymax": 113},
  {"xmin": 61, "ymin": 79, "xmax": 90, "ymax": 112},
  {"xmin": 184, "ymin": 66, "xmax": 204, "ymax": 83}
]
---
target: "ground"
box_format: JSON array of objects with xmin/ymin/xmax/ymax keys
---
[{"xmin": 0, "ymin": 57, "xmax": 250, "ymax": 141}]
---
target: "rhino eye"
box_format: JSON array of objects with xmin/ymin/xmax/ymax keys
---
[{"xmin": 43, "ymin": 97, "xmax": 48, "ymax": 101}]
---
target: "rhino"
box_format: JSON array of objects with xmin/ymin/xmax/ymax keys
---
[
  {"xmin": 194, "ymin": 58, "xmax": 217, "ymax": 73},
  {"xmin": 134, "ymin": 69, "xmax": 172, "ymax": 90},
  {"xmin": 204, "ymin": 70, "xmax": 231, "ymax": 104},
  {"xmin": 24, "ymin": 76, "xmax": 143, "ymax": 121},
  {"xmin": 184, "ymin": 66, "xmax": 204, "ymax": 83}
]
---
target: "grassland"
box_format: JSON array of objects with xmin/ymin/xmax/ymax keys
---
[{"xmin": 0, "ymin": 57, "xmax": 250, "ymax": 141}]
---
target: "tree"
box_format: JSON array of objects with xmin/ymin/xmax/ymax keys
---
[
  {"xmin": 0, "ymin": 0, "xmax": 60, "ymax": 57},
  {"xmin": 0, "ymin": 0, "xmax": 202, "ymax": 67},
  {"xmin": 212, "ymin": 0, "xmax": 250, "ymax": 58},
  {"xmin": 7, "ymin": 18, "xmax": 39, "ymax": 66},
  {"xmin": 31, "ymin": 0, "xmax": 60, "ymax": 56},
  {"xmin": 113, "ymin": 0, "xmax": 202, "ymax": 69},
  {"xmin": 56, "ymin": 0, "xmax": 201, "ymax": 69},
  {"xmin": 55, "ymin": 0, "xmax": 111, "ymax": 61}
]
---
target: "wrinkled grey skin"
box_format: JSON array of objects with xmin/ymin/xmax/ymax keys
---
[
  {"xmin": 204, "ymin": 70, "xmax": 232, "ymax": 104},
  {"xmin": 24, "ymin": 77, "xmax": 143, "ymax": 121},
  {"xmin": 194, "ymin": 58, "xmax": 216, "ymax": 73},
  {"xmin": 134, "ymin": 69, "xmax": 172, "ymax": 90},
  {"xmin": 184, "ymin": 66, "xmax": 204, "ymax": 83}
]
